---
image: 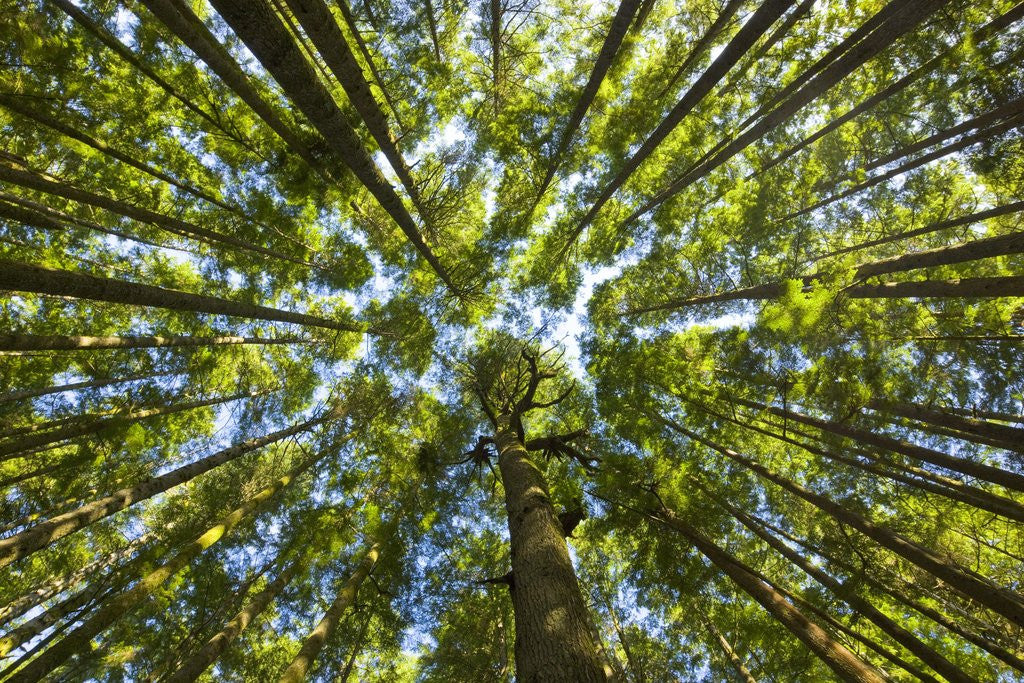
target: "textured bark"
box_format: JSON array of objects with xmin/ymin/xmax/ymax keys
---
[
  {"xmin": 138, "ymin": 0, "xmax": 322, "ymax": 172},
  {"xmin": 0, "ymin": 334, "xmax": 310, "ymax": 353},
  {"xmin": 870, "ymin": 400, "xmax": 1024, "ymax": 451},
  {"xmin": 731, "ymin": 396, "xmax": 1024, "ymax": 493},
  {"xmin": 283, "ymin": 0, "xmax": 427, "ymax": 217},
  {"xmin": 653, "ymin": 506, "xmax": 885, "ymax": 683},
  {"xmin": 277, "ymin": 542, "xmax": 381, "ymax": 683},
  {"xmin": 536, "ymin": 0, "xmax": 643, "ymax": 197},
  {"xmin": 6, "ymin": 455, "xmax": 317, "ymax": 682},
  {"xmin": 661, "ymin": 416, "xmax": 1024, "ymax": 628},
  {"xmin": 852, "ymin": 229, "xmax": 1024, "ymax": 279},
  {"xmin": 845, "ymin": 275, "xmax": 1024, "ymax": 300},
  {"xmin": 0, "ymin": 388, "xmax": 266, "ymax": 461},
  {"xmin": 701, "ymin": 615, "xmax": 757, "ymax": 683},
  {"xmin": 0, "ymin": 414, "xmax": 330, "ymax": 567},
  {"xmin": 495, "ymin": 415, "xmax": 608, "ymax": 681},
  {"xmin": 209, "ymin": 0, "xmax": 459, "ymax": 294},
  {"xmin": 0, "ymin": 259, "xmax": 364, "ymax": 333},
  {"xmin": 0, "ymin": 162, "xmax": 314, "ymax": 267},
  {"xmin": 573, "ymin": 0, "xmax": 793, "ymax": 243},
  {"xmin": 165, "ymin": 558, "xmax": 302, "ymax": 683},
  {"xmin": 633, "ymin": 0, "xmax": 949, "ymax": 222},
  {"xmin": 719, "ymin": 0, "xmax": 816, "ymax": 95},
  {"xmin": 335, "ymin": 0, "xmax": 406, "ymax": 132},
  {"xmin": 708, "ymin": 488, "xmax": 972, "ymax": 683},
  {"xmin": 0, "ymin": 372, "xmax": 166, "ymax": 404}
]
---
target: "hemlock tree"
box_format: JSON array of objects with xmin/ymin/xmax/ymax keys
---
[{"xmin": 1, "ymin": 0, "xmax": 1022, "ymax": 681}]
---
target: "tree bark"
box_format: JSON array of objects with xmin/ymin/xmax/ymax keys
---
[
  {"xmin": 845, "ymin": 275, "xmax": 1024, "ymax": 299},
  {"xmin": 0, "ymin": 372, "xmax": 167, "ymax": 404},
  {"xmin": 0, "ymin": 334, "xmax": 310, "ymax": 353},
  {"xmin": 869, "ymin": 399, "xmax": 1024, "ymax": 451},
  {"xmin": 0, "ymin": 259, "xmax": 365, "ymax": 333},
  {"xmin": 0, "ymin": 413, "xmax": 332, "ymax": 567},
  {"xmin": 6, "ymin": 452, "xmax": 319, "ymax": 682},
  {"xmin": 652, "ymin": 505, "xmax": 886, "ymax": 683},
  {"xmin": 277, "ymin": 542, "xmax": 381, "ymax": 683},
  {"xmin": 0, "ymin": 388, "xmax": 267, "ymax": 461},
  {"xmin": 700, "ymin": 614, "xmax": 758, "ymax": 683},
  {"xmin": 657, "ymin": 0, "xmax": 745, "ymax": 99},
  {"xmin": 166, "ymin": 557, "xmax": 302, "ymax": 683},
  {"xmin": 494, "ymin": 414, "xmax": 608, "ymax": 681}
]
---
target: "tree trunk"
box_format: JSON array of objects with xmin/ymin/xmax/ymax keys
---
[
  {"xmin": 137, "ymin": 0, "xmax": 322, "ymax": 172},
  {"xmin": 6, "ymin": 453, "xmax": 318, "ymax": 682},
  {"xmin": 494, "ymin": 414, "xmax": 608, "ymax": 681},
  {"xmin": 657, "ymin": 0, "xmax": 745, "ymax": 99},
  {"xmin": 730, "ymin": 396, "xmax": 1024, "ymax": 493},
  {"xmin": 573, "ymin": 0, "xmax": 793, "ymax": 243},
  {"xmin": 660, "ymin": 416, "xmax": 1024, "ymax": 628},
  {"xmin": 166, "ymin": 557, "xmax": 302, "ymax": 683},
  {"xmin": 869, "ymin": 399, "xmax": 1024, "ymax": 452},
  {"xmin": 0, "ymin": 259, "xmax": 365, "ymax": 333},
  {"xmin": 0, "ymin": 388, "xmax": 267, "ymax": 461},
  {"xmin": 0, "ymin": 413, "xmax": 332, "ymax": 567},
  {"xmin": 652, "ymin": 505, "xmax": 886, "ymax": 683},
  {"xmin": 700, "ymin": 614, "xmax": 758, "ymax": 683},
  {"xmin": 704, "ymin": 486, "xmax": 973, "ymax": 683},
  {"xmin": 335, "ymin": 0, "xmax": 407, "ymax": 132},
  {"xmin": 845, "ymin": 275, "xmax": 1024, "ymax": 299},
  {"xmin": 0, "ymin": 372, "xmax": 168, "ymax": 404},
  {"xmin": 208, "ymin": 0, "xmax": 460, "ymax": 295},
  {"xmin": 337, "ymin": 611, "xmax": 371, "ymax": 683},
  {"xmin": 278, "ymin": 542, "xmax": 381, "ymax": 683},
  {"xmin": 0, "ymin": 334, "xmax": 311, "ymax": 353}
]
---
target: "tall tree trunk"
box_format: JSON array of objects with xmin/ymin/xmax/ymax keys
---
[
  {"xmin": 869, "ymin": 399, "xmax": 1024, "ymax": 451},
  {"xmin": 631, "ymin": 0, "xmax": 949, "ymax": 224},
  {"xmin": 278, "ymin": 542, "xmax": 381, "ymax": 683},
  {"xmin": 718, "ymin": 0, "xmax": 816, "ymax": 96},
  {"xmin": 208, "ymin": 0, "xmax": 460, "ymax": 295},
  {"xmin": 423, "ymin": 0, "xmax": 442, "ymax": 60},
  {"xmin": 700, "ymin": 614, "xmax": 757, "ymax": 683},
  {"xmin": 0, "ymin": 260, "xmax": 365, "ymax": 333},
  {"xmin": 137, "ymin": 0, "xmax": 322, "ymax": 172},
  {"xmin": 0, "ymin": 388, "xmax": 267, "ymax": 461},
  {"xmin": 729, "ymin": 396, "xmax": 1024, "ymax": 493},
  {"xmin": 0, "ymin": 412, "xmax": 334, "ymax": 567},
  {"xmin": 0, "ymin": 162, "xmax": 315, "ymax": 268},
  {"xmin": 165, "ymin": 557, "xmax": 302, "ymax": 683},
  {"xmin": 650, "ymin": 505, "xmax": 886, "ymax": 683},
  {"xmin": 572, "ymin": 0, "xmax": 793, "ymax": 245},
  {"xmin": 0, "ymin": 372, "xmax": 168, "ymax": 404},
  {"xmin": 703, "ymin": 485, "xmax": 973, "ymax": 683},
  {"xmin": 335, "ymin": 0, "xmax": 407, "ymax": 132},
  {"xmin": 657, "ymin": 0, "xmax": 745, "ymax": 99},
  {"xmin": 337, "ymin": 611, "xmax": 371, "ymax": 683},
  {"xmin": 6, "ymin": 452, "xmax": 319, "ymax": 682},
  {"xmin": 494, "ymin": 414, "xmax": 608, "ymax": 681},
  {"xmin": 0, "ymin": 334, "xmax": 311, "ymax": 353},
  {"xmin": 659, "ymin": 415, "xmax": 1024, "ymax": 628},
  {"xmin": 845, "ymin": 275, "xmax": 1024, "ymax": 299}
]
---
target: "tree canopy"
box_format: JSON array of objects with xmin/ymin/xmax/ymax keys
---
[{"xmin": 1, "ymin": 0, "xmax": 1023, "ymax": 680}]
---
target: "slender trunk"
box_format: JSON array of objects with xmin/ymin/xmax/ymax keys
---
[
  {"xmin": 277, "ymin": 542, "xmax": 381, "ymax": 683},
  {"xmin": 700, "ymin": 614, "xmax": 757, "ymax": 683},
  {"xmin": 845, "ymin": 275, "xmax": 1024, "ymax": 299},
  {"xmin": 869, "ymin": 400, "xmax": 1024, "ymax": 451},
  {"xmin": 651, "ymin": 505, "xmax": 885, "ymax": 683},
  {"xmin": 657, "ymin": 0, "xmax": 745, "ymax": 99},
  {"xmin": 423, "ymin": 0, "xmax": 442, "ymax": 60},
  {"xmin": 887, "ymin": 416, "xmax": 1023, "ymax": 454},
  {"xmin": 704, "ymin": 486, "xmax": 973, "ymax": 683},
  {"xmin": 337, "ymin": 611, "xmax": 371, "ymax": 683},
  {"xmin": 0, "ymin": 334, "xmax": 310, "ymax": 353},
  {"xmin": 6, "ymin": 452, "xmax": 318, "ymax": 682},
  {"xmin": 165, "ymin": 557, "xmax": 302, "ymax": 683},
  {"xmin": 659, "ymin": 415, "xmax": 1024, "ymax": 628},
  {"xmin": 0, "ymin": 372, "xmax": 168, "ymax": 404},
  {"xmin": 730, "ymin": 396, "xmax": 1024, "ymax": 493},
  {"xmin": 823, "ymin": 200, "xmax": 1024, "ymax": 260},
  {"xmin": 0, "ymin": 162, "xmax": 314, "ymax": 268},
  {"xmin": 494, "ymin": 414, "xmax": 607, "ymax": 681},
  {"xmin": 602, "ymin": 592, "xmax": 643, "ymax": 683},
  {"xmin": 938, "ymin": 405, "xmax": 1024, "ymax": 426},
  {"xmin": 335, "ymin": 0, "xmax": 407, "ymax": 132},
  {"xmin": 137, "ymin": 0, "xmax": 322, "ymax": 172},
  {"xmin": 572, "ymin": 0, "xmax": 793, "ymax": 244},
  {"xmin": 0, "ymin": 388, "xmax": 267, "ymax": 461},
  {"xmin": 0, "ymin": 413, "xmax": 332, "ymax": 567},
  {"xmin": 718, "ymin": 0, "xmax": 816, "ymax": 96},
  {"xmin": 208, "ymin": 0, "xmax": 460, "ymax": 295},
  {"xmin": 283, "ymin": 0, "xmax": 428, "ymax": 218},
  {"xmin": 633, "ymin": 0, "xmax": 949, "ymax": 223},
  {"xmin": 0, "ymin": 259, "xmax": 365, "ymax": 333},
  {"xmin": 536, "ymin": 0, "xmax": 643, "ymax": 198}
]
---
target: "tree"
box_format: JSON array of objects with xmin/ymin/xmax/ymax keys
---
[{"xmin": 2, "ymin": 0, "xmax": 1022, "ymax": 680}]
